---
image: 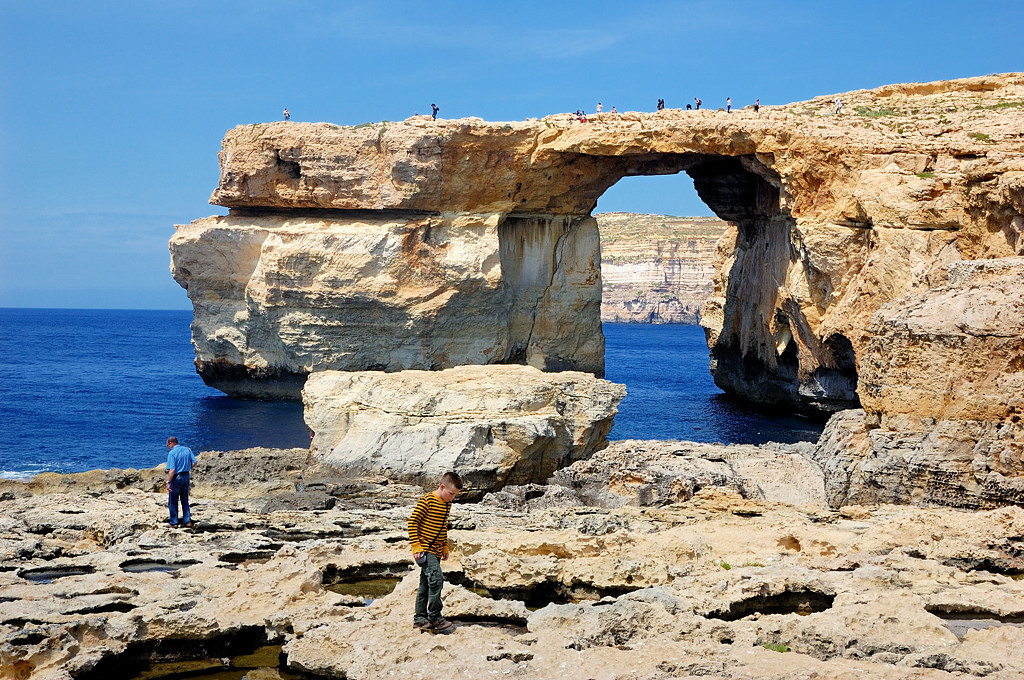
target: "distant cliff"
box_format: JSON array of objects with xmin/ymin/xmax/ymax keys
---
[{"xmin": 597, "ymin": 213, "xmax": 725, "ymax": 323}]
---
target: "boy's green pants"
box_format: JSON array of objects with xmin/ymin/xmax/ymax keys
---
[{"xmin": 414, "ymin": 552, "xmax": 444, "ymax": 622}]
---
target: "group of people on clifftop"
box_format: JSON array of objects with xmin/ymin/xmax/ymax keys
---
[
  {"xmin": 277, "ymin": 94, "xmax": 768, "ymax": 127},
  {"xmin": 569, "ymin": 96, "xmax": 760, "ymax": 122}
]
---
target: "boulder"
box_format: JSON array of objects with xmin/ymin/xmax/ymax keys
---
[{"xmin": 302, "ymin": 365, "xmax": 625, "ymax": 498}]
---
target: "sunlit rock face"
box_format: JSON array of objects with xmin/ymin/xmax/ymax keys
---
[
  {"xmin": 170, "ymin": 212, "xmax": 603, "ymax": 397},
  {"xmin": 172, "ymin": 73, "xmax": 1024, "ymax": 410},
  {"xmin": 813, "ymin": 258, "xmax": 1024, "ymax": 510}
]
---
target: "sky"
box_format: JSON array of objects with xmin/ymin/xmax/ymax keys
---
[{"xmin": 1, "ymin": 1, "xmax": 1020, "ymax": 310}]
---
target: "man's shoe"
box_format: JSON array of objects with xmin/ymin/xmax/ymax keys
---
[
  {"xmin": 167, "ymin": 522, "xmax": 179, "ymax": 528},
  {"xmin": 430, "ymin": 618, "xmax": 454, "ymax": 632},
  {"xmin": 412, "ymin": 620, "xmax": 432, "ymax": 630}
]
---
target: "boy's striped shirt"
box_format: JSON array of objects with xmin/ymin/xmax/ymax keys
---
[{"xmin": 408, "ymin": 492, "xmax": 452, "ymax": 557}]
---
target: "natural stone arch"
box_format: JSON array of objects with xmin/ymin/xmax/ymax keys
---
[
  {"xmin": 564, "ymin": 152, "xmax": 842, "ymax": 411},
  {"xmin": 172, "ymin": 73, "xmax": 1024, "ymax": 412}
]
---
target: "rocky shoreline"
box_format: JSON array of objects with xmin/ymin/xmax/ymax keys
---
[{"xmin": 3, "ymin": 443, "xmax": 1023, "ymax": 680}]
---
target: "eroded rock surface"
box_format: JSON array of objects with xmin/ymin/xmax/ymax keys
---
[
  {"xmin": 3, "ymin": 449, "xmax": 1024, "ymax": 680},
  {"xmin": 813, "ymin": 258, "xmax": 1024, "ymax": 509},
  {"xmin": 170, "ymin": 211, "xmax": 602, "ymax": 398},
  {"xmin": 302, "ymin": 365, "xmax": 625, "ymax": 499},
  {"xmin": 485, "ymin": 439, "xmax": 825, "ymax": 510}
]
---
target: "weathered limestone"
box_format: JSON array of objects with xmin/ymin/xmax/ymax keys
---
[
  {"xmin": 172, "ymin": 73, "xmax": 1024, "ymax": 411},
  {"xmin": 4, "ymin": 452, "xmax": 1024, "ymax": 680},
  {"xmin": 170, "ymin": 212, "xmax": 602, "ymax": 398},
  {"xmin": 485, "ymin": 438, "xmax": 825, "ymax": 510},
  {"xmin": 813, "ymin": 258, "xmax": 1024, "ymax": 509},
  {"xmin": 597, "ymin": 213, "xmax": 724, "ymax": 323},
  {"xmin": 302, "ymin": 365, "xmax": 625, "ymax": 499}
]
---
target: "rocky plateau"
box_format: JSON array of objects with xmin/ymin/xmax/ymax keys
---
[{"xmin": 3, "ymin": 444, "xmax": 1024, "ymax": 680}]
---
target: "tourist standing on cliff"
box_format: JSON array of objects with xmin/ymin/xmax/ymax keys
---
[
  {"xmin": 596, "ymin": 102, "xmax": 603, "ymax": 113},
  {"xmin": 431, "ymin": 103, "xmax": 439, "ymax": 120},
  {"xmin": 726, "ymin": 97, "xmax": 732, "ymax": 112},
  {"xmin": 834, "ymin": 98, "xmax": 843, "ymax": 115},
  {"xmin": 657, "ymin": 98, "xmax": 665, "ymax": 111},
  {"xmin": 694, "ymin": 97, "xmax": 701, "ymax": 110},
  {"xmin": 165, "ymin": 437, "xmax": 197, "ymax": 528},
  {"xmin": 754, "ymin": 98, "xmax": 760, "ymax": 113},
  {"xmin": 283, "ymin": 108, "xmax": 290, "ymax": 121},
  {"xmin": 409, "ymin": 471, "xmax": 463, "ymax": 633}
]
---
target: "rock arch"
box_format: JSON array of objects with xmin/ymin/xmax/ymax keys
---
[{"xmin": 172, "ymin": 74, "xmax": 1024, "ymax": 414}]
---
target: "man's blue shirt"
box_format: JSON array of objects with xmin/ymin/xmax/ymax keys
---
[{"xmin": 167, "ymin": 445, "xmax": 197, "ymax": 474}]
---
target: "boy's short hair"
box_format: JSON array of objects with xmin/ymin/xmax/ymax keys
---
[{"xmin": 441, "ymin": 471, "xmax": 463, "ymax": 489}]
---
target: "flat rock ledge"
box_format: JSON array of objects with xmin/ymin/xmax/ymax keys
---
[
  {"xmin": 302, "ymin": 365, "xmax": 626, "ymax": 500},
  {"xmin": 3, "ymin": 446, "xmax": 1024, "ymax": 680}
]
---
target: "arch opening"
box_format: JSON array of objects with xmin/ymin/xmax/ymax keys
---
[{"xmin": 586, "ymin": 151, "xmax": 858, "ymax": 418}]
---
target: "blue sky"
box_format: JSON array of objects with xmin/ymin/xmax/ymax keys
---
[{"xmin": 1, "ymin": 1, "xmax": 1020, "ymax": 309}]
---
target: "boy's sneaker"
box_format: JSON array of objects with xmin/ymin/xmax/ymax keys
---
[
  {"xmin": 430, "ymin": 618, "xmax": 454, "ymax": 632},
  {"xmin": 412, "ymin": 620, "xmax": 432, "ymax": 630}
]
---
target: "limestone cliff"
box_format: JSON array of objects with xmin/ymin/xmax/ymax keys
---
[
  {"xmin": 171, "ymin": 212, "xmax": 602, "ymax": 397},
  {"xmin": 172, "ymin": 73, "xmax": 1024, "ymax": 411},
  {"xmin": 597, "ymin": 213, "xmax": 724, "ymax": 323},
  {"xmin": 813, "ymin": 258, "xmax": 1024, "ymax": 510}
]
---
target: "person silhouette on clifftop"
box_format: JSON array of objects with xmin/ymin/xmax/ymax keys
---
[{"xmin": 431, "ymin": 103, "xmax": 439, "ymax": 120}]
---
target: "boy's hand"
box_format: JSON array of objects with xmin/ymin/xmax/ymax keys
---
[{"xmin": 441, "ymin": 553, "xmax": 448, "ymax": 561}]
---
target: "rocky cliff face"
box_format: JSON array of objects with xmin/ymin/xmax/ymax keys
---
[
  {"xmin": 172, "ymin": 73, "xmax": 1024, "ymax": 410},
  {"xmin": 597, "ymin": 213, "xmax": 724, "ymax": 323},
  {"xmin": 171, "ymin": 211, "xmax": 603, "ymax": 397},
  {"xmin": 812, "ymin": 258, "xmax": 1024, "ymax": 509}
]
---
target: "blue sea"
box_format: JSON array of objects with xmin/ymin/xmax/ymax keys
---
[{"xmin": 0, "ymin": 309, "xmax": 824, "ymax": 479}]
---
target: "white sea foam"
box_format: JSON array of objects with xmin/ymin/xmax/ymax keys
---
[
  {"xmin": 0, "ymin": 465, "xmax": 59, "ymax": 481},
  {"xmin": 0, "ymin": 470, "xmax": 40, "ymax": 481}
]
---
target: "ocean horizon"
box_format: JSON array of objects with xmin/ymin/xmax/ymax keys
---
[{"xmin": 0, "ymin": 308, "xmax": 824, "ymax": 479}]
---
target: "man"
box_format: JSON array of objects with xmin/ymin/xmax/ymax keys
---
[{"xmin": 166, "ymin": 437, "xmax": 197, "ymax": 528}]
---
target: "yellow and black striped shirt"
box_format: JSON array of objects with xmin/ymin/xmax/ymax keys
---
[{"xmin": 408, "ymin": 492, "xmax": 452, "ymax": 558}]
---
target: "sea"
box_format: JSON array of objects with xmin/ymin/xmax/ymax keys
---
[{"xmin": 0, "ymin": 309, "xmax": 825, "ymax": 479}]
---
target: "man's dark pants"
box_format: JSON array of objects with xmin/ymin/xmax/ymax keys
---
[{"xmin": 168, "ymin": 473, "xmax": 191, "ymax": 525}]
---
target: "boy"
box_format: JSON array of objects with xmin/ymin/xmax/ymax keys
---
[{"xmin": 408, "ymin": 471, "xmax": 463, "ymax": 632}]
